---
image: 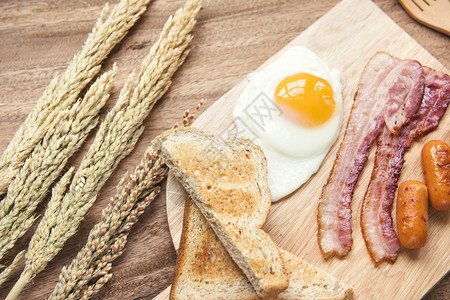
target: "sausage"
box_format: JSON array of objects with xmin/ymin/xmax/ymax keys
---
[
  {"xmin": 421, "ymin": 140, "xmax": 450, "ymax": 211},
  {"xmin": 396, "ymin": 180, "xmax": 428, "ymax": 249}
]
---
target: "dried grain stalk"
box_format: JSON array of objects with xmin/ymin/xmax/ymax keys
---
[
  {"xmin": 0, "ymin": 67, "xmax": 117, "ymax": 286},
  {"xmin": 6, "ymin": 0, "xmax": 201, "ymax": 298},
  {"xmin": 49, "ymin": 99, "xmax": 205, "ymax": 300},
  {"xmin": 51, "ymin": 148, "xmax": 166, "ymax": 300},
  {"xmin": 0, "ymin": 0, "xmax": 151, "ymax": 196}
]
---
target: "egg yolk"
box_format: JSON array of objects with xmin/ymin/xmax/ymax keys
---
[{"xmin": 274, "ymin": 73, "xmax": 335, "ymax": 128}]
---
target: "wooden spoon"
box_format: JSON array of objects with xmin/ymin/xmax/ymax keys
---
[{"xmin": 398, "ymin": 0, "xmax": 450, "ymax": 36}]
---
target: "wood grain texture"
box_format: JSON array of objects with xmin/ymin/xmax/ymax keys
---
[{"xmin": 0, "ymin": 0, "xmax": 448, "ymax": 299}]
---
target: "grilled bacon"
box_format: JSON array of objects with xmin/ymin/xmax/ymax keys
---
[{"xmin": 317, "ymin": 52, "xmax": 424, "ymax": 258}]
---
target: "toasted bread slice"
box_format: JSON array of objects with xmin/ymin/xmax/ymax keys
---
[
  {"xmin": 170, "ymin": 198, "xmax": 354, "ymax": 299},
  {"xmin": 154, "ymin": 127, "xmax": 288, "ymax": 297}
]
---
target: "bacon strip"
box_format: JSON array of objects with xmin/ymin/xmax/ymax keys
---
[
  {"xmin": 383, "ymin": 60, "xmax": 427, "ymax": 134},
  {"xmin": 361, "ymin": 67, "xmax": 450, "ymax": 264},
  {"xmin": 317, "ymin": 52, "xmax": 424, "ymax": 258}
]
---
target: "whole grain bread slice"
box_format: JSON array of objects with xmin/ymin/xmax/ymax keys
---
[
  {"xmin": 170, "ymin": 198, "xmax": 354, "ymax": 300},
  {"xmin": 154, "ymin": 127, "xmax": 289, "ymax": 298}
]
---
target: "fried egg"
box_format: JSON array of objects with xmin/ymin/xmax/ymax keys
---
[{"xmin": 232, "ymin": 46, "xmax": 343, "ymax": 202}]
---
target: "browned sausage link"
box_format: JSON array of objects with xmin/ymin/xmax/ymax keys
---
[
  {"xmin": 396, "ymin": 180, "xmax": 428, "ymax": 249},
  {"xmin": 421, "ymin": 140, "xmax": 450, "ymax": 211}
]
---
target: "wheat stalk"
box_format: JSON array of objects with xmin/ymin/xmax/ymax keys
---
[
  {"xmin": 51, "ymin": 148, "xmax": 166, "ymax": 300},
  {"xmin": 5, "ymin": 1, "xmax": 201, "ymax": 299},
  {"xmin": 0, "ymin": 0, "xmax": 151, "ymax": 196},
  {"xmin": 0, "ymin": 67, "xmax": 117, "ymax": 287},
  {"xmin": 49, "ymin": 98, "xmax": 205, "ymax": 300}
]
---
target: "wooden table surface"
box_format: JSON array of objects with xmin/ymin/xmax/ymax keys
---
[{"xmin": 0, "ymin": 0, "xmax": 448, "ymax": 299}]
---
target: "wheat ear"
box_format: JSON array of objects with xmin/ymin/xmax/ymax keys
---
[
  {"xmin": 0, "ymin": 68, "xmax": 117, "ymax": 286},
  {"xmin": 0, "ymin": 251, "xmax": 24, "ymax": 287},
  {"xmin": 49, "ymin": 97, "xmax": 205, "ymax": 300},
  {"xmin": 0, "ymin": 0, "xmax": 151, "ymax": 196},
  {"xmin": 0, "ymin": 67, "xmax": 116, "ymax": 254},
  {"xmin": 5, "ymin": 1, "xmax": 201, "ymax": 299},
  {"xmin": 51, "ymin": 147, "xmax": 166, "ymax": 300}
]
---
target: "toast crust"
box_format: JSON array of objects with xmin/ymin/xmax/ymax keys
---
[{"xmin": 169, "ymin": 196, "xmax": 193, "ymax": 300}]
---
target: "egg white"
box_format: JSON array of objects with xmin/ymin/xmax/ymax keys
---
[{"xmin": 232, "ymin": 46, "xmax": 343, "ymax": 202}]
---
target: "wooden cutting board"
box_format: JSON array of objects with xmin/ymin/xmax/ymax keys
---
[{"xmin": 157, "ymin": 0, "xmax": 450, "ymax": 298}]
